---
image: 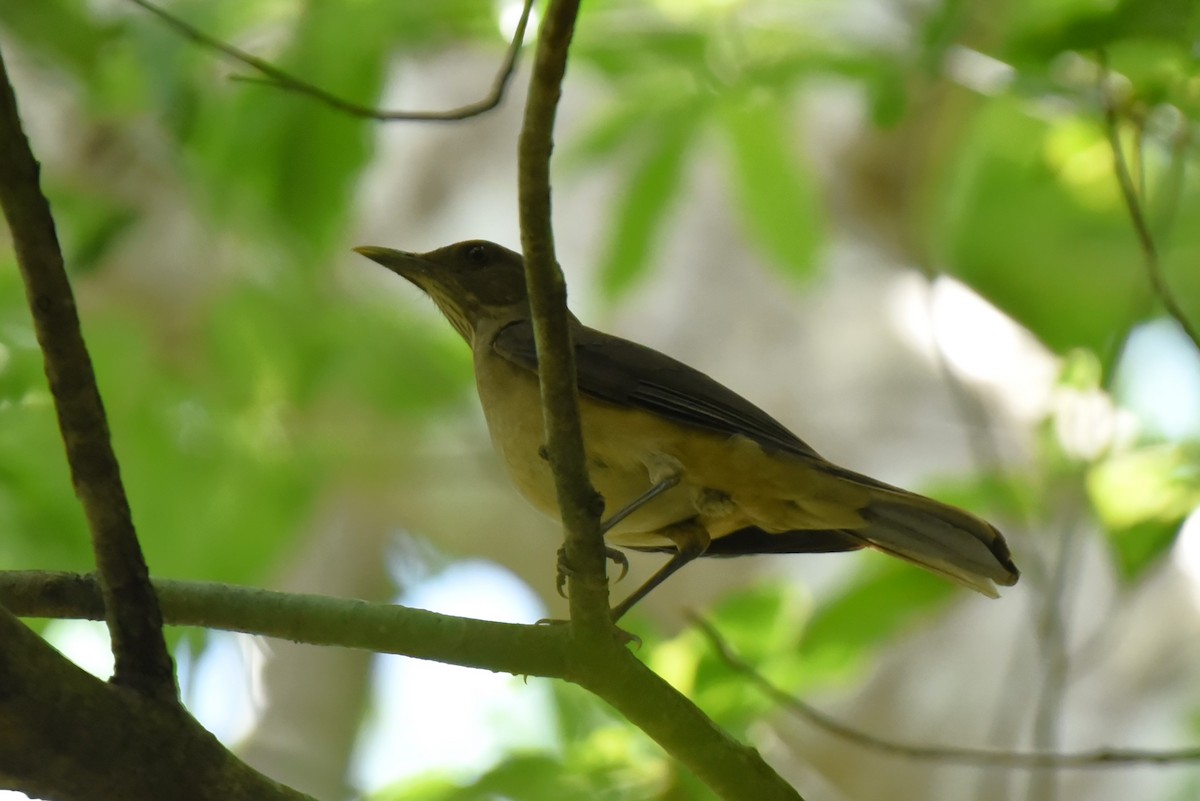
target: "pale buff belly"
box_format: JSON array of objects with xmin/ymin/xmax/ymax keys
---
[{"xmin": 472, "ymin": 351, "xmax": 869, "ymax": 551}]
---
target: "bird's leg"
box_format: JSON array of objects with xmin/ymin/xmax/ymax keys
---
[
  {"xmin": 610, "ymin": 519, "xmax": 709, "ymax": 621},
  {"xmin": 600, "ymin": 474, "xmax": 680, "ymax": 535},
  {"xmin": 601, "ymin": 455, "xmax": 684, "ymax": 535}
]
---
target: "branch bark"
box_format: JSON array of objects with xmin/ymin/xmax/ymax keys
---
[
  {"xmin": 0, "ymin": 605, "xmax": 314, "ymax": 801},
  {"xmin": 516, "ymin": 0, "xmax": 610, "ymax": 629},
  {"xmin": 0, "ymin": 571, "xmax": 569, "ymax": 677},
  {"xmin": 0, "ymin": 44, "xmax": 175, "ymax": 701}
]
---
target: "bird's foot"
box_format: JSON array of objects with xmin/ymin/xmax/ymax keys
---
[
  {"xmin": 555, "ymin": 546, "xmax": 629, "ymax": 598},
  {"xmin": 532, "ymin": 614, "xmax": 640, "ymax": 648}
]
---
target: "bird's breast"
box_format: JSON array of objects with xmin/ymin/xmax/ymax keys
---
[{"xmin": 472, "ymin": 349, "xmax": 730, "ymax": 546}]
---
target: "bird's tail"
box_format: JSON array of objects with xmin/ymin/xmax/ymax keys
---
[{"xmin": 855, "ymin": 486, "xmax": 1019, "ymax": 597}]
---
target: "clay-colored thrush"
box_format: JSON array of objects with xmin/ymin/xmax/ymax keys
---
[{"xmin": 356, "ymin": 240, "xmax": 1019, "ymax": 618}]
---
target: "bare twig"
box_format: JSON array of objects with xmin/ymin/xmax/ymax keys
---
[
  {"xmin": 917, "ymin": 272, "xmax": 1042, "ymax": 583},
  {"xmin": 125, "ymin": 0, "xmax": 534, "ymax": 122},
  {"xmin": 1098, "ymin": 51, "xmax": 1200, "ymax": 351},
  {"xmin": 515, "ymin": 0, "xmax": 610, "ymax": 628},
  {"xmin": 0, "ymin": 48, "xmax": 175, "ymax": 701},
  {"xmin": 693, "ymin": 615, "xmax": 1200, "ymax": 769},
  {"xmin": 1027, "ymin": 506, "xmax": 1085, "ymax": 801}
]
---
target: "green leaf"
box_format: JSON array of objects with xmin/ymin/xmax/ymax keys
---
[
  {"xmin": 801, "ymin": 559, "xmax": 956, "ymax": 678},
  {"xmin": 0, "ymin": 401, "xmax": 93, "ymax": 570},
  {"xmin": 931, "ymin": 99, "xmax": 1149, "ymax": 356},
  {"xmin": 0, "ymin": 1, "xmax": 114, "ymax": 80},
  {"xmin": 598, "ymin": 109, "xmax": 699, "ymax": 299},
  {"xmin": 1087, "ymin": 444, "xmax": 1200, "ymax": 529},
  {"xmin": 685, "ymin": 583, "xmax": 811, "ymax": 731},
  {"xmin": 185, "ymin": 0, "xmax": 404, "ymax": 263},
  {"xmin": 44, "ymin": 184, "xmax": 137, "ymax": 275},
  {"xmin": 864, "ymin": 64, "xmax": 908, "ymax": 128},
  {"xmin": 1107, "ymin": 519, "xmax": 1182, "ymax": 582},
  {"xmin": 701, "ymin": 581, "xmax": 810, "ymax": 665},
  {"xmin": 1008, "ymin": 0, "xmax": 1200, "ymax": 61},
  {"xmin": 719, "ymin": 97, "xmax": 823, "ymax": 281}
]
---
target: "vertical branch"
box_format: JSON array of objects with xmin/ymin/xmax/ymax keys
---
[
  {"xmin": 1025, "ymin": 509, "xmax": 1084, "ymax": 801},
  {"xmin": 1098, "ymin": 52, "xmax": 1200, "ymax": 352},
  {"xmin": 0, "ymin": 49, "xmax": 176, "ymax": 701},
  {"xmin": 516, "ymin": 0, "xmax": 610, "ymax": 628}
]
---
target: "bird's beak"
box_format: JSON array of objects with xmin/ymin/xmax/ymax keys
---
[
  {"xmin": 354, "ymin": 245, "xmax": 420, "ymax": 272},
  {"xmin": 354, "ymin": 246, "xmax": 440, "ymax": 293}
]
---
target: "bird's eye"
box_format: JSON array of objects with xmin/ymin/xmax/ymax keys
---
[{"xmin": 463, "ymin": 243, "xmax": 489, "ymax": 264}]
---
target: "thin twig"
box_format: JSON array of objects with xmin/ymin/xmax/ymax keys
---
[
  {"xmin": 125, "ymin": 0, "xmax": 533, "ymax": 121},
  {"xmin": 0, "ymin": 48, "xmax": 176, "ymax": 701},
  {"xmin": 1098, "ymin": 50, "xmax": 1200, "ymax": 351},
  {"xmin": 1134, "ymin": 114, "xmax": 1147, "ymax": 206},
  {"xmin": 1027, "ymin": 505, "xmax": 1084, "ymax": 801},
  {"xmin": 516, "ymin": 0, "xmax": 610, "ymax": 629},
  {"xmin": 917, "ymin": 272, "xmax": 1043, "ymax": 584},
  {"xmin": 692, "ymin": 615, "xmax": 1200, "ymax": 770}
]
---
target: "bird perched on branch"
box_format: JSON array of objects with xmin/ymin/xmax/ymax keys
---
[{"xmin": 356, "ymin": 240, "xmax": 1019, "ymax": 619}]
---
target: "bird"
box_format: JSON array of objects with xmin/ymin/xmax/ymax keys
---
[{"xmin": 355, "ymin": 239, "xmax": 1020, "ymax": 619}]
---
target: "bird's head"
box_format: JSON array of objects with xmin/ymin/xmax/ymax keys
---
[{"xmin": 355, "ymin": 240, "xmax": 529, "ymax": 343}]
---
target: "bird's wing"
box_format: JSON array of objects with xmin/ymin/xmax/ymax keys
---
[{"xmin": 491, "ymin": 320, "xmax": 823, "ymax": 459}]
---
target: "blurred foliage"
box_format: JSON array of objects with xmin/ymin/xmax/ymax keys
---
[{"xmin": 2, "ymin": 0, "xmax": 1200, "ymax": 798}]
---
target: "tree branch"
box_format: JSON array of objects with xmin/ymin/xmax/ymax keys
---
[
  {"xmin": 1098, "ymin": 51, "xmax": 1200, "ymax": 352},
  {"xmin": 0, "ymin": 46, "xmax": 175, "ymax": 701},
  {"xmin": 515, "ymin": 0, "xmax": 610, "ymax": 628},
  {"xmin": 694, "ymin": 616, "xmax": 1200, "ymax": 770},
  {"xmin": 572, "ymin": 643, "xmax": 804, "ymax": 801},
  {"xmin": 0, "ymin": 604, "xmax": 315, "ymax": 801},
  {"xmin": 511, "ymin": 5, "xmax": 802, "ymax": 798},
  {"xmin": 0, "ymin": 571, "xmax": 569, "ymax": 678},
  {"xmin": 4, "ymin": 570, "xmax": 804, "ymax": 800},
  {"xmin": 125, "ymin": 0, "xmax": 534, "ymax": 122}
]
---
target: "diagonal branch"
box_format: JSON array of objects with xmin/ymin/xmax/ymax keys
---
[
  {"xmin": 515, "ymin": 0, "xmax": 610, "ymax": 628},
  {"xmin": 694, "ymin": 616, "xmax": 1200, "ymax": 770},
  {"xmin": 0, "ymin": 603, "xmax": 314, "ymax": 801},
  {"xmin": 126, "ymin": 0, "xmax": 534, "ymax": 122},
  {"xmin": 1098, "ymin": 50, "xmax": 1200, "ymax": 352},
  {"xmin": 0, "ymin": 47, "xmax": 176, "ymax": 701}
]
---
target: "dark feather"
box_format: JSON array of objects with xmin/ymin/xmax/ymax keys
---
[
  {"xmin": 492, "ymin": 320, "xmax": 823, "ymax": 459},
  {"xmin": 626, "ymin": 526, "xmax": 866, "ymax": 556}
]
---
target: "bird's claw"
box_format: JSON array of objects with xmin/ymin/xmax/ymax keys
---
[
  {"xmin": 557, "ymin": 546, "xmax": 629, "ymax": 598},
  {"xmin": 555, "ymin": 546, "xmax": 573, "ymax": 598},
  {"xmin": 606, "ymin": 547, "xmax": 629, "ymax": 582}
]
